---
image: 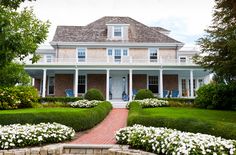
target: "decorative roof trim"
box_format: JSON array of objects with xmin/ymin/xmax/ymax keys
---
[{"xmin": 50, "ymin": 41, "xmax": 184, "ymax": 48}]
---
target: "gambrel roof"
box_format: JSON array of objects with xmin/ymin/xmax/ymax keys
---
[{"xmin": 52, "ymin": 16, "xmax": 181, "ymax": 44}]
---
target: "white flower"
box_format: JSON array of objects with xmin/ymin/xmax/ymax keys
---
[{"xmin": 115, "ymin": 125, "xmax": 236, "ymax": 154}]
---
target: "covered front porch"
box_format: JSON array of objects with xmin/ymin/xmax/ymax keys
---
[{"xmin": 26, "ymin": 67, "xmax": 210, "ymax": 103}]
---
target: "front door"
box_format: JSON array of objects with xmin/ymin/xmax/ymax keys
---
[{"xmin": 111, "ymin": 76, "xmax": 123, "ymax": 99}]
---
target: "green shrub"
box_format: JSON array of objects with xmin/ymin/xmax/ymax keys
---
[
  {"xmin": 195, "ymin": 83, "xmax": 236, "ymax": 110},
  {"xmin": 39, "ymin": 97, "xmax": 83, "ymax": 103},
  {"xmin": 0, "ymin": 101, "xmax": 112, "ymax": 131},
  {"xmin": 158, "ymin": 98, "xmax": 195, "ymax": 104},
  {"xmin": 127, "ymin": 102, "xmax": 236, "ymax": 140},
  {"xmin": 84, "ymin": 88, "xmax": 104, "ymax": 101},
  {"xmin": 135, "ymin": 89, "xmax": 154, "ymax": 100},
  {"xmin": 0, "ymin": 86, "xmax": 38, "ymax": 109}
]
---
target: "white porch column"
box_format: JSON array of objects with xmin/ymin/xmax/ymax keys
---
[
  {"xmin": 106, "ymin": 69, "xmax": 110, "ymax": 101},
  {"xmin": 129, "ymin": 69, "xmax": 133, "ymax": 101},
  {"xmin": 31, "ymin": 78, "xmax": 35, "ymax": 86},
  {"xmin": 74, "ymin": 69, "xmax": 78, "ymax": 97},
  {"xmin": 159, "ymin": 69, "xmax": 163, "ymax": 98},
  {"xmin": 190, "ymin": 70, "xmax": 194, "ymax": 98},
  {"xmin": 42, "ymin": 69, "xmax": 47, "ymax": 97}
]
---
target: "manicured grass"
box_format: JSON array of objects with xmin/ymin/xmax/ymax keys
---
[
  {"xmin": 0, "ymin": 101, "xmax": 112, "ymax": 131},
  {"xmin": 128, "ymin": 102, "xmax": 236, "ymax": 139},
  {"xmin": 143, "ymin": 107, "xmax": 236, "ymax": 123}
]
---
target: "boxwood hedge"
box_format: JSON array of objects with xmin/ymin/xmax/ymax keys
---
[{"xmin": 0, "ymin": 101, "xmax": 112, "ymax": 131}]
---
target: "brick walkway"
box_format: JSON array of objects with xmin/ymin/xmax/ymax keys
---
[{"xmin": 70, "ymin": 108, "xmax": 128, "ymax": 144}]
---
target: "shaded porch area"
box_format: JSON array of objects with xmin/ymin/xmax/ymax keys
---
[{"xmin": 26, "ymin": 68, "xmax": 210, "ymax": 102}]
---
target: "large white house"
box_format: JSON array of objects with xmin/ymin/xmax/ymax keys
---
[{"xmin": 25, "ymin": 16, "xmax": 210, "ymax": 106}]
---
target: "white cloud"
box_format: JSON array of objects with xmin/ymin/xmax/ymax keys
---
[{"xmin": 21, "ymin": 0, "xmax": 214, "ymax": 46}]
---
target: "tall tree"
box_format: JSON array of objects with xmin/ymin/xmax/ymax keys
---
[
  {"xmin": 0, "ymin": 63, "xmax": 31, "ymax": 87},
  {"xmin": 0, "ymin": 0, "xmax": 50, "ymax": 68},
  {"xmin": 194, "ymin": 0, "xmax": 236, "ymax": 83}
]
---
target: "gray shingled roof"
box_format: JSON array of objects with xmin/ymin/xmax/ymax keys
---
[{"xmin": 52, "ymin": 16, "xmax": 181, "ymax": 43}]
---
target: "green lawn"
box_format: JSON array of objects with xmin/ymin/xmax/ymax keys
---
[
  {"xmin": 128, "ymin": 102, "xmax": 236, "ymax": 139},
  {"xmin": 0, "ymin": 101, "xmax": 112, "ymax": 131},
  {"xmin": 143, "ymin": 107, "xmax": 236, "ymax": 124}
]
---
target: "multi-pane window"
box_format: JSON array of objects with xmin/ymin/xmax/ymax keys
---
[
  {"xmin": 149, "ymin": 48, "xmax": 158, "ymax": 62},
  {"xmin": 114, "ymin": 26, "xmax": 122, "ymax": 37},
  {"xmin": 108, "ymin": 49, "xmax": 113, "ymax": 56},
  {"xmin": 78, "ymin": 75, "xmax": 86, "ymax": 93},
  {"xmin": 123, "ymin": 49, "xmax": 128, "ymax": 56},
  {"xmin": 45, "ymin": 55, "xmax": 53, "ymax": 63},
  {"xmin": 179, "ymin": 56, "xmax": 187, "ymax": 63},
  {"xmin": 148, "ymin": 76, "xmax": 158, "ymax": 93},
  {"xmin": 114, "ymin": 49, "xmax": 122, "ymax": 62},
  {"xmin": 48, "ymin": 76, "xmax": 55, "ymax": 95},
  {"xmin": 181, "ymin": 79, "xmax": 187, "ymax": 96},
  {"xmin": 77, "ymin": 48, "xmax": 86, "ymax": 62}
]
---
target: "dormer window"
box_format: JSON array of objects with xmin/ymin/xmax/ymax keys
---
[
  {"xmin": 113, "ymin": 26, "xmax": 122, "ymax": 37},
  {"xmin": 106, "ymin": 24, "xmax": 129, "ymax": 40}
]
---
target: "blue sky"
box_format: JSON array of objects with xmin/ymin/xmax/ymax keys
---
[{"xmin": 21, "ymin": 0, "xmax": 214, "ymax": 47}]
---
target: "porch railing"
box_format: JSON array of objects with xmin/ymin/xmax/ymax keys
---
[{"xmin": 32, "ymin": 56, "xmax": 196, "ymax": 66}]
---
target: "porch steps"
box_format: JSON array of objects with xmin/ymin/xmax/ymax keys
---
[{"xmin": 111, "ymin": 102, "xmax": 127, "ymax": 108}]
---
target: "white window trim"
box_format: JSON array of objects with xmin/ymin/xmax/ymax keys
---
[
  {"xmin": 44, "ymin": 54, "xmax": 54, "ymax": 63},
  {"xmin": 112, "ymin": 26, "xmax": 124, "ymax": 38},
  {"xmin": 78, "ymin": 74, "xmax": 87, "ymax": 95},
  {"xmin": 107, "ymin": 48, "xmax": 113, "ymax": 56},
  {"xmin": 122, "ymin": 48, "xmax": 129, "ymax": 56},
  {"xmin": 147, "ymin": 75, "xmax": 159, "ymax": 94},
  {"xmin": 148, "ymin": 48, "xmax": 159, "ymax": 62},
  {"xmin": 76, "ymin": 47, "xmax": 87, "ymax": 62},
  {"xmin": 179, "ymin": 56, "xmax": 187, "ymax": 63},
  {"xmin": 106, "ymin": 48, "xmax": 129, "ymax": 56},
  {"xmin": 47, "ymin": 75, "xmax": 55, "ymax": 95}
]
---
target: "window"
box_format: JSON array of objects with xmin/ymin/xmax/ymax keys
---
[
  {"xmin": 77, "ymin": 48, "xmax": 86, "ymax": 62},
  {"xmin": 181, "ymin": 79, "xmax": 187, "ymax": 96},
  {"xmin": 108, "ymin": 49, "xmax": 113, "ymax": 56},
  {"xmin": 114, "ymin": 49, "xmax": 122, "ymax": 62},
  {"xmin": 148, "ymin": 76, "xmax": 158, "ymax": 93},
  {"xmin": 78, "ymin": 75, "xmax": 86, "ymax": 93},
  {"xmin": 114, "ymin": 26, "xmax": 122, "ymax": 37},
  {"xmin": 123, "ymin": 49, "xmax": 128, "ymax": 56},
  {"xmin": 48, "ymin": 76, "xmax": 55, "ymax": 95},
  {"xmin": 45, "ymin": 55, "xmax": 53, "ymax": 63},
  {"xmin": 149, "ymin": 48, "xmax": 158, "ymax": 62},
  {"xmin": 179, "ymin": 56, "xmax": 187, "ymax": 63}
]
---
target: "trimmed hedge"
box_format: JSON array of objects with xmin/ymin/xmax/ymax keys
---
[
  {"xmin": 0, "ymin": 101, "xmax": 112, "ymax": 131},
  {"xmin": 127, "ymin": 102, "xmax": 236, "ymax": 140},
  {"xmin": 135, "ymin": 89, "xmax": 154, "ymax": 100},
  {"xmin": 39, "ymin": 97, "xmax": 83, "ymax": 103},
  {"xmin": 84, "ymin": 88, "xmax": 104, "ymax": 101}
]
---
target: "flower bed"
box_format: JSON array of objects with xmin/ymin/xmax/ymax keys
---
[
  {"xmin": 69, "ymin": 100, "xmax": 101, "ymax": 108},
  {"xmin": 116, "ymin": 125, "xmax": 236, "ymax": 155},
  {"xmin": 0, "ymin": 122, "xmax": 75, "ymax": 149},
  {"xmin": 127, "ymin": 98, "xmax": 169, "ymax": 108}
]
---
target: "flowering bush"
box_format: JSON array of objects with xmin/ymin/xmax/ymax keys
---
[
  {"xmin": 127, "ymin": 98, "xmax": 169, "ymax": 108},
  {"xmin": 116, "ymin": 125, "xmax": 236, "ymax": 155},
  {"xmin": 0, "ymin": 86, "xmax": 38, "ymax": 109},
  {"xmin": 69, "ymin": 100, "xmax": 101, "ymax": 108},
  {"xmin": 0, "ymin": 122, "xmax": 75, "ymax": 149}
]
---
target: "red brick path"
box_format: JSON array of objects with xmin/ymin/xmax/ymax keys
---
[{"xmin": 70, "ymin": 108, "xmax": 128, "ymax": 144}]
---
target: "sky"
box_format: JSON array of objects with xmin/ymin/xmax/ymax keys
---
[{"xmin": 21, "ymin": 0, "xmax": 215, "ymax": 47}]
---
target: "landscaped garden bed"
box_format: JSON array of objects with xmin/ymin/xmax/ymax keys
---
[
  {"xmin": 116, "ymin": 125, "xmax": 236, "ymax": 155},
  {"xmin": 0, "ymin": 101, "xmax": 112, "ymax": 131},
  {"xmin": 127, "ymin": 101, "xmax": 236, "ymax": 139},
  {"xmin": 0, "ymin": 122, "xmax": 75, "ymax": 149}
]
